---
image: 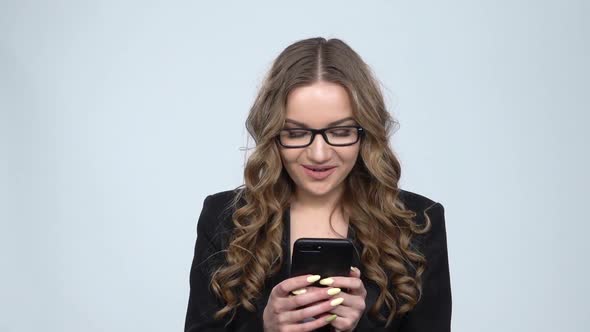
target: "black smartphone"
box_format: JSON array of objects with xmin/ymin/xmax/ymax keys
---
[{"xmin": 290, "ymin": 238, "xmax": 353, "ymax": 286}]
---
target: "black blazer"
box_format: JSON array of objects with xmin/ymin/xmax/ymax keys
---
[{"xmin": 185, "ymin": 189, "xmax": 452, "ymax": 331}]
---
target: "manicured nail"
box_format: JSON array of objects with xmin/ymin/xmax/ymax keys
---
[
  {"xmin": 350, "ymin": 266, "xmax": 357, "ymax": 271},
  {"xmin": 330, "ymin": 297, "xmax": 344, "ymax": 306},
  {"xmin": 319, "ymin": 277, "xmax": 334, "ymax": 285},
  {"xmin": 291, "ymin": 288, "xmax": 307, "ymax": 295},
  {"xmin": 325, "ymin": 314, "xmax": 338, "ymax": 322},
  {"xmin": 327, "ymin": 287, "xmax": 341, "ymax": 296},
  {"xmin": 307, "ymin": 275, "xmax": 321, "ymax": 283}
]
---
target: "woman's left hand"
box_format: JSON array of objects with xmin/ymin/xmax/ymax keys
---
[{"xmin": 320, "ymin": 267, "xmax": 367, "ymax": 332}]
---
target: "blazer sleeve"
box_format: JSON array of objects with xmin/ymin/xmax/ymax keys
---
[
  {"xmin": 184, "ymin": 195, "xmax": 233, "ymax": 331},
  {"xmin": 400, "ymin": 202, "xmax": 452, "ymax": 331}
]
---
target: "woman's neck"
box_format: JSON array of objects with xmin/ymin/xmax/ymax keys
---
[{"xmin": 291, "ymin": 185, "xmax": 344, "ymax": 212}]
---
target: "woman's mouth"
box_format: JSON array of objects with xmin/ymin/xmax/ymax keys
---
[{"xmin": 302, "ymin": 165, "xmax": 337, "ymax": 180}]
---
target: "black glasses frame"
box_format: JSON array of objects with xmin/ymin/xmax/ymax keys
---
[{"xmin": 276, "ymin": 125, "xmax": 365, "ymax": 148}]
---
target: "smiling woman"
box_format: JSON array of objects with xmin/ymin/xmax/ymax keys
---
[
  {"xmin": 184, "ymin": 37, "xmax": 452, "ymax": 332},
  {"xmin": 279, "ymin": 81, "xmax": 362, "ymax": 202}
]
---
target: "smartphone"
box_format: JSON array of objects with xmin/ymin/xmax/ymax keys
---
[{"xmin": 290, "ymin": 238, "xmax": 354, "ymax": 286}]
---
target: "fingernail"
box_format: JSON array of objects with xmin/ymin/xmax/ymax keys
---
[
  {"xmin": 307, "ymin": 275, "xmax": 321, "ymax": 283},
  {"xmin": 351, "ymin": 266, "xmax": 357, "ymax": 271},
  {"xmin": 327, "ymin": 287, "xmax": 341, "ymax": 296},
  {"xmin": 330, "ymin": 297, "xmax": 344, "ymax": 306},
  {"xmin": 291, "ymin": 288, "xmax": 307, "ymax": 295},
  {"xmin": 325, "ymin": 314, "xmax": 338, "ymax": 322},
  {"xmin": 319, "ymin": 277, "xmax": 334, "ymax": 285}
]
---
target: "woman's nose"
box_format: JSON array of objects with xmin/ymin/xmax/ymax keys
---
[{"xmin": 306, "ymin": 133, "xmax": 331, "ymax": 162}]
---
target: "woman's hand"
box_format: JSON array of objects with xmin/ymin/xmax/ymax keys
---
[
  {"xmin": 263, "ymin": 274, "xmax": 345, "ymax": 332},
  {"xmin": 319, "ymin": 267, "xmax": 367, "ymax": 332}
]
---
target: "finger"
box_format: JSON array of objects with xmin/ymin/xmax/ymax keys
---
[
  {"xmin": 349, "ymin": 266, "xmax": 361, "ymax": 278},
  {"xmin": 278, "ymin": 293, "xmax": 346, "ymax": 324},
  {"xmin": 283, "ymin": 286, "xmax": 344, "ymax": 312},
  {"xmin": 272, "ymin": 274, "xmax": 321, "ymax": 298},
  {"xmin": 290, "ymin": 285, "xmax": 326, "ymax": 296},
  {"xmin": 328, "ymin": 314, "xmax": 358, "ymax": 332},
  {"xmin": 326, "ymin": 291, "xmax": 366, "ymax": 331},
  {"xmin": 294, "ymin": 312, "xmax": 338, "ymax": 332},
  {"xmin": 327, "ymin": 306, "xmax": 358, "ymax": 331},
  {"xmin": 328, "ymin": 299, "xmax": 366, "ymax": 319},
  {"xmin": 318, "ymin": 276, "xmax": 366, "ymax": 296},
  {"xmin": 326, "ymin": 291, "xmax": 366, "ymax": 312}
]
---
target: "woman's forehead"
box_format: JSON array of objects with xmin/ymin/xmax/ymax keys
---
[{"xmin": 285, "ymin": 82, "xmax": 354, "ymax": 126}]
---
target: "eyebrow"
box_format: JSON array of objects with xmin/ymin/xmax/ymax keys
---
[{"xmin": 284, "ymin": 117, "xmax": 356, "ymax": 127}]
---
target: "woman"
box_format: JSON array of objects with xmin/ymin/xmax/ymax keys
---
[{"xmin": 184, "ymin": 37, "xmax": 452, "ymax": 331}]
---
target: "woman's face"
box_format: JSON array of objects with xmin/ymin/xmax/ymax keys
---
[{"xmin": 279, "ymin": 81, "xmax": 361, "ymax": 199}]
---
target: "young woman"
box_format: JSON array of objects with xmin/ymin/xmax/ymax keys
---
[{"xmin": 185, "ymin": 37, "xmax": 452, "ymax": 332}]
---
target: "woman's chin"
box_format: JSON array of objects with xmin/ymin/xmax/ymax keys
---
[{"xmin": 301, "ymin": 182, "xmax": 340, "ymax": 198}]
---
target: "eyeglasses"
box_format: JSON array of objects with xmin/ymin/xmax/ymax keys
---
[{"xmin": 277, "ymin": 125, "xmax": 364, "ymax": 148}]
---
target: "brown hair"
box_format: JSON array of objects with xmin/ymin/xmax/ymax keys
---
[{"xmin": 210, "ymin": 37, "xmax": 432, "ymax": 326}]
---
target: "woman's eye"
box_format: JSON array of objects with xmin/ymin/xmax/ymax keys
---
[
  {"xmin": 287, "ymin": 130, "xmax": 308, "ymax": 138},
  {"xmin": 329, "ymin": 129, "xmax": 353, "ymax": 137}
]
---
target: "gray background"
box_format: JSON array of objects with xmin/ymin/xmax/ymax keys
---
[{"xmin": 1, "ymin": 1, "xmax": 588, "ymax": 331}]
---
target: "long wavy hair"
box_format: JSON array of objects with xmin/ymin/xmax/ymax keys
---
[{"xmin": 210, "ymin": 37, "xmax": 434, "ymax": 327}]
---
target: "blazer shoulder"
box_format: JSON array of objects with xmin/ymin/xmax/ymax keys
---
[
  {"xmin": 397, "ymin": 190, "xmax": 451, "ymax": 329},
  {"xmin": 398, "ymin": 189, "xmax": 446, "ymax": 231},
  {"xmin": 398, "ymin": 188, "xmax": 438, "ymax": 212},
  {"xmin": 197, "ymin": 188, "xmax": 244, "ymax": 235},
  {"xmin": 206, "ymin": 188, "xmax": 243, "ymax": 211}
]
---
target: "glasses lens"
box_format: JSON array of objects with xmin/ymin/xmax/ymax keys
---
[
  {"xmin": 325, "ymin": 127, "xmax": 358, "ymax": 145},
  {"xmin": 279, "ymin": 127, "xmax": 360, "ymax": 147},
  {"xmin": 279, "ymin": 129, "xmax": 312, "ymax": 147}
]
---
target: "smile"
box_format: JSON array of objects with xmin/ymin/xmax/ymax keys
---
[{"xmin": 302, "ymin": 165, "xmax": 337, "ymax": 180}]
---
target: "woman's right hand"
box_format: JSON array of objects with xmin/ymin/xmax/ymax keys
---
[{"xmin": 263, "ymin": 274, "xmax": 344, "ymax": 332}]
